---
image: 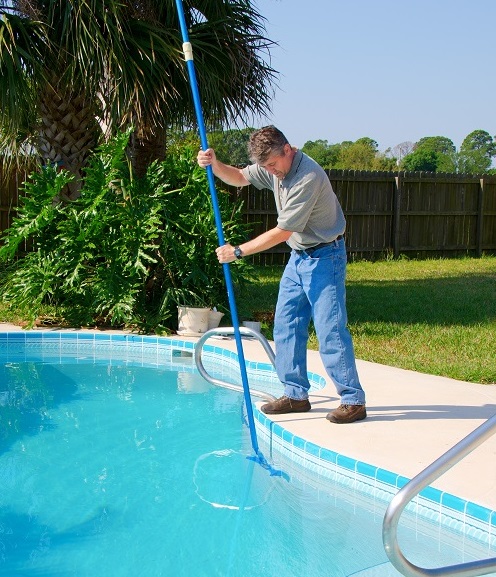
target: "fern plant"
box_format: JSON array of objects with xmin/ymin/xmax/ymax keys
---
[{"xmin": 0, "ymin": 131, "xmax": 252, "ymax": 332}]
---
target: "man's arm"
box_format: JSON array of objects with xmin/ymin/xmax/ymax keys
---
[
  {"xmin": 197, "ymin": 147, "xmax": 291, "ymax": 263},
  {"xmin": 216, "ymin": 227, "xmax": 293, "ymax": 264},
  {"xmin": 197, "ymin": 148, "xmax": 250, "ymax": 187}
]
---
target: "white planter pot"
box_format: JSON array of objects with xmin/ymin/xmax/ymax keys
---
[
  {"xmin": 208, "ymin": 310, "xmax": 224, "ymax": 330},
  {"xmin": 177, "ymin": 306, "xmax": 210, "ymax": 336}
]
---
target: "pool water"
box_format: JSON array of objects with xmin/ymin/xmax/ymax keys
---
[{"xmin": 0, "ymin": 340, "xmax": 494, "ymax": 577}]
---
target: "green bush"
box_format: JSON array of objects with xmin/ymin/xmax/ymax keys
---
[{"xmin": 0, "ymin": 130, "xmax": 252, "ymax": 332}]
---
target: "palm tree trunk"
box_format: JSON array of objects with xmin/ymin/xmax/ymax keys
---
[
  {"xmin": 38, "ymin": 82, "xmax": 101, "ymax": 199},
  {"xmin": 128, "ymin": 123, "xmax": 167, "ymax": 179}
]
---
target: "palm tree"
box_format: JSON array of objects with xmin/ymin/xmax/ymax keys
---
[{"xmin": 0, "ymin": 0, "xmax": 277, "ymax": 189}]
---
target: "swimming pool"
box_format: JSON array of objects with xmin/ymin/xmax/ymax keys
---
[{"xmin": 1, "ymin": 331, "xmax": 495, "ymax": 577}]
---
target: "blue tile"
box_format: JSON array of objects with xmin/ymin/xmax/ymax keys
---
[
  {"xmin": 282, "ymin": 429, "xmax": 294, "ymax": 443},
  {"xmin": 111, "ymin": 334, "xmax": 126, "ymax": 342},
  {"xmin": 6, "ymin": 333, "xmax": 26, "ymax": 340},
  {"xmin": 441, "ymin": 492, "xmax": 466, "ymax": 514},
  {"xmin": 305, "ymin": 441, "xmax": 320, "ymax": 458},
  {"xmin": 320, "ymin": 447, "xmax": 337, "ymax": 464},
  {"xmin": 26, "ymin": 332, "xmax": 43, "ymax": 340},
  {"xmin": 127, "ymin": 335, "xmax": 143, "ymax": 343},
  {"xmin": 255, "ymin": 412, "xmax": 268, "ymax": 427},
  {"xmin": 77, "ymin": 333, "xmax": 94, "ymax": 340},
  {"xmin": 357, "ymin": 461, "xmax": 377, "ymax": 480},
  {"xmin": 466, "ymin": 501, "xmax": 491, "ymax": 523},
  {"xmin": 257, "ymin": 362, "xmax": 274, "ymax": 372},
  {"xmin": 337, "ymin": 453, "xmax": 357, "ymax": 471},
  {"xmin": 419, "ymin": 485, "xmax": 442, "ymax": 504},
  {"xmin": 376, "ymin": 468, "xmax": 398, "ymax": 487},
  {"xmin": 292, "ymin": 435, "xmax": 305, "ymax": 450},
  {"xmin": 63, "ymin": 333, "xmax": 78, "ymax": 340},
  {"xmin": 94, "ymin": 333, "xmax": 111, "ymax": 341}
]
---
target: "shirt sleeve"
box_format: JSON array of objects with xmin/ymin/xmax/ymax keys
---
[{"xmin": 241, "ymin": 164, "xmax": 274, "ymax": 191}]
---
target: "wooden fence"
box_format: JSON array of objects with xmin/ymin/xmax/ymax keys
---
[
  {"xmin": 1, "ymin": 169, "xmax": 495, "ymax": 264},
  {"xmin": 228, "ymin": 170, "xmax": 496, "ymax": 264}
]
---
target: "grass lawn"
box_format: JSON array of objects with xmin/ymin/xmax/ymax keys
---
[{"xmin": 237, "ymin": 256, "xmax": 496, "ymax": 385}]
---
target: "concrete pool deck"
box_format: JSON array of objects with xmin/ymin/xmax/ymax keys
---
[
  {"xmin": 2, "ymin": 322, "xmax": 495, "ymax": 511},
  {"xmin": 196, "ymin": 332, "xmax": 496, "ymax": 512}
]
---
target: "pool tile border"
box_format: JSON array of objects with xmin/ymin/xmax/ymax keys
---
[{"xmin": 1, "ymin": 330, "xmax": 495, "ymax": 549}]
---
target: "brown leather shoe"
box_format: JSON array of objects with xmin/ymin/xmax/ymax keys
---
[
  {"xmin": 326, "ymin": 404, "xmax": 366, "ymax": 424},
  {"xmin": 261, "ymin": 395, "xmax": 311, "ymax": 415}
]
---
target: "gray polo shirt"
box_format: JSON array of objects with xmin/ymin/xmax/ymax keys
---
[{"xmin": 241, "ymin": 150, "xmax": 346, "ymax": 250}]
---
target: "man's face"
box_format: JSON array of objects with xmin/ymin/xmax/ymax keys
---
[{"xmin": 260, "ymin": 144, "xmax": 294, "ymax": 179}]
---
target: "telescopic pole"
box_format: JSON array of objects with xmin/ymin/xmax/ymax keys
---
[{"xmin": 174, "ymin": 0, "xmax": 263, "ymax": 460}]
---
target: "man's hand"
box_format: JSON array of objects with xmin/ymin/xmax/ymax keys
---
[
  {"xmin": 196, "ymin": 148, "xmax": 250, "ymax": 187},
  {"xmin": 215, "ymin": 243, "xmax": 237, "ymax": 264},
  {"xmin": 197, "ymin": 148, "xmax": 216, "ymax": 168}
]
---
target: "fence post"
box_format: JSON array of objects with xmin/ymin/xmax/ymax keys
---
[
  {"xmin": 476, "ymin": 178, "xmax": 485, "ymax": 257},
  {"xmin": 393, "ymin": 175, "xmax": 402, "ymax": 258}
]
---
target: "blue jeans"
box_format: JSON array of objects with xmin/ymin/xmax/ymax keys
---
[{"xmin": 273, "ymin": 238, "xmax": 365, "ymax": 405}]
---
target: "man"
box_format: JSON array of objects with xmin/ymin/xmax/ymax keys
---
[{"xmin": 197, "ymin": 126, "xmax": 366, "ymax": 424}]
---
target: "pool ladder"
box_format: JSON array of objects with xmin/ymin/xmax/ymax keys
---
[
  {"xmin": 383, "ymin": 413, "xmax": 496, "ymax": 577},
  {"xmin": 194, "ymin": 326, "xmax": 277, "ymax": 402}
]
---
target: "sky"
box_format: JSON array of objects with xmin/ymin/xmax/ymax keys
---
[{"xmin": 251, "ymin": 0, "xmax": 496, "ymax": 155}]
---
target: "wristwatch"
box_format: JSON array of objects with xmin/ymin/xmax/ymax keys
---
[{"xmin": 233, "ymin": 246, "xmax": 243, "ymax": 260}]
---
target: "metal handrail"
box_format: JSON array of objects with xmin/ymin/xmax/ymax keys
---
[
  {"xmin": 383, "ymin": 413, "xmax": 496, "ymax": 577},
  {"xmin": 194, "ymin": 326, "xmax": 277, "ymax": 402}
]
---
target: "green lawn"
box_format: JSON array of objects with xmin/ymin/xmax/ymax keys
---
[{"xmin": 237, "ymin": 256, "xmax": 496, "ymax": 385}]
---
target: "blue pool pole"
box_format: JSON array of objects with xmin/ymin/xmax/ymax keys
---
[{"xmin": 174, "ymin": 0, "xmax": 276, "ymax": 471}]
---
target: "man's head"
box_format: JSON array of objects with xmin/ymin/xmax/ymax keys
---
[{"xmin": 248, "ymin": 126, "xmax": 295, "ymax": 179}]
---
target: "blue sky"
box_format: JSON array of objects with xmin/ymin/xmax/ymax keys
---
[{"xmin": 253, "ymin": 0, "xmax": 496, "ymax": 154}]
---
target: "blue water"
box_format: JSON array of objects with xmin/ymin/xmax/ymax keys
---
[{"xmin": 0, "ymin": 343, "xmax": 493, "ymax": 577}]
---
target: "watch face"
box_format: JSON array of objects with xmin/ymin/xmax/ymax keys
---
[{"xmin": 234, "ymin": 247, "xmax": 242, "ymax": 259}]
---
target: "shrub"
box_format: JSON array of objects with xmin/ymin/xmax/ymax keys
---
[{"xmin": 0, "ymin": 130, "xmax": 252, "ymax": 332}]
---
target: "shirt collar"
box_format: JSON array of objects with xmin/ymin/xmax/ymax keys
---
[{"xmin": 282, "ymin": 149, "xmax": 303, "ymax": 182}]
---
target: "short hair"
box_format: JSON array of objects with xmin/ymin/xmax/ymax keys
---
[{"xmin": 248, "ymin": 126, "xmax": 289, "ymax": 165}]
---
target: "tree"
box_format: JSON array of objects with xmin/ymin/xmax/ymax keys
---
[
  {"xmin": 401, "ymin": 136, "xmax": 456, "ymax": 172},
  {"xmin": 415, "ymin": 136, "xmax": 456, "ymax": 155},
  {"xmin": 208, "ymin": 128, "xmax": 255, "ymax": 165},
  {"xmin": 435, "ymin": 151, "xmax": 458, "ymax": 174},
  {"xmin": 370, "ymin": 153, "xmax": 398, "ymax": 171},
  {"xmin": 401, "ymin": 149, "xmax": 439, "ymax": 172},
  {"xmin": 392, "ymin": 141, "xmax": 415, "ymax": 165},
  {"xmin": 336, "ymin": 141, "xmax": 376, "ymax": 170},
  {"xmin": 301, "ymin": 139, "xmax": 340, "ymax": 168},
  {"xmin": 0, "ymin": 1, "xmax": 277, "ymax": 188},
  {"xmin": 458, "ymin": 130, "xmax": 496, "ymax": 174},
  {"xmin": 303, "ymin": 137, "xmax": 398, "ymax": 171},
  {"xmin": 333, "ymin": 138, "xmax": 379, "ymax": 170},
  {"xmin": 355, "ymin": 137, "xmax": 379, "ymax": 152}
]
